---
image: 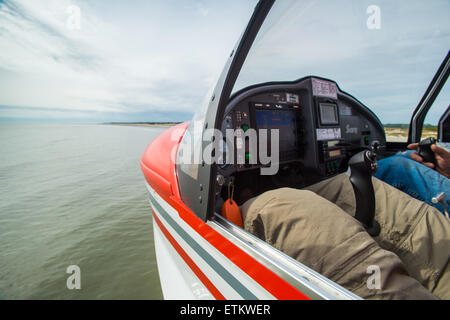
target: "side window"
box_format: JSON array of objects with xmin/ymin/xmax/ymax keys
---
[{"xmin": 422, "ymin": 78, "xmax": 449, "ymax": 141}]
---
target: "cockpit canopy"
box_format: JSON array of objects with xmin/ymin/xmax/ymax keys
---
[{"xmin": 177, "ymin": 0, "xmax": 450, "ymax": 220}]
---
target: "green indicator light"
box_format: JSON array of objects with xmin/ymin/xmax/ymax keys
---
[
  {"xmin": 245, "ymin": 153, "xmax": 251, "ymax": 160},
  {"xmin": 242, "ymin": 124, "xmax": 249, "ymax": 132}
]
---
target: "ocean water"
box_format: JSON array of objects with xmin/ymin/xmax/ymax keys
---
[{"xmin": 0, "ymin": 123, "xmax": 166, "ymax": 299}]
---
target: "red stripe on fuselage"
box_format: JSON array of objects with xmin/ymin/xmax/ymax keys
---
[
  {"xmin": 152, "ymin": 209, "xmax": 226, "ymax": 300},
  {"xmin": 143, "ymin": 123, "xmax": 310, "ymax": 300},
  {"xmin": 149, "ymin": 189, "xmax": 310, "ymax": 300}
]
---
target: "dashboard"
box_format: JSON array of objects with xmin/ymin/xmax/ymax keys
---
[{"xmin": 216, "ymin": 77, "xmax": 386, "ymax": 194}]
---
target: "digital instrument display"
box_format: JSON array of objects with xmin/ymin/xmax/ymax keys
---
[
  {"xmin": 319, "ymin": 103, "xmax": 339, "ymax": 125},
  {"xmin": 255, "ymin": 109, "xmax": 297, "ymax": 151}
]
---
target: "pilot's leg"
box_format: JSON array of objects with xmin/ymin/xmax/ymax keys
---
[
  {"xmin": 375, "ymin": 151, "xmax": 450, "ymax": 214},
  {"xmin": 305, "ymin": 173, "xmax": 450, "ymax": 299},
  {"xmin": 241, "ymin": 187, "xmax": 436, "ymax": 299}
]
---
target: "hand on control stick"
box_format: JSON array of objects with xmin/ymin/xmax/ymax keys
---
[{"xmin": 408, "ymin": 143, "xmax": 450, "ymax": 179}]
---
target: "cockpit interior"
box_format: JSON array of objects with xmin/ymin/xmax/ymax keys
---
[{"xmin": 214, "ymin": 76, "xmax": 386, "ymax": 210}]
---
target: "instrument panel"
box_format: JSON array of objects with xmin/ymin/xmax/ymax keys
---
[{"xmin": 218, "ymin": 77, "xmax": 386, "ymax": 182}]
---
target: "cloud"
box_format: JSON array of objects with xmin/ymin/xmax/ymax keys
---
[
  {"xmin": 235, "ymin": 0, "xmax": 450, "ymax": 124},
  {"xmin": 2, "ymin": 0, "xmax": 447, "ymax": 125},
  {"xmin": 0, "ymin": 0, "xmax": 257, "ymax": 121}
]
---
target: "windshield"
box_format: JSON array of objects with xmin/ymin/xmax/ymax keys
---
[{"xmin": 233, "ymin": 0, "xmax": 450, "ymax": 129}]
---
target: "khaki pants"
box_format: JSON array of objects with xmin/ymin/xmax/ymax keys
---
[{"xmin": 241, "ymin": 174, "xmax": 450, "ymax": 299}]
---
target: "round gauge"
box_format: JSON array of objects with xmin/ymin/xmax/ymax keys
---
[{"xmin": 224, "ymin": 115, "xmax": 233, "ymax": 129}]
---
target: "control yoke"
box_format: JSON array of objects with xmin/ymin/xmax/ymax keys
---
[{"xmin": 348, "ymin": 145, "xmax": 381, "ymax": 236}]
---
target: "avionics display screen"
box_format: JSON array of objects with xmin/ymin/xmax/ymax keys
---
[
  {"xmin": 255, "ymin": 109, "xmax": 297, "ymax": 151},
  {"xmin": 319, "ymin": 103, "xmax": 339, "ymax": 125}
]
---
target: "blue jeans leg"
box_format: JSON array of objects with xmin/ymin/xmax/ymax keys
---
[{"xmin": 375, "ymin": 151, "xmax": 450, "ymax": 215}]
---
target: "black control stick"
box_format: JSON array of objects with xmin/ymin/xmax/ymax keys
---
[
  {"xmin": 348, "ymin": 150, "xmax": 381, "ymax": 236},
  {"xmin": 417, "ymin": 137, "xmax": 436, "ymax": 164}
]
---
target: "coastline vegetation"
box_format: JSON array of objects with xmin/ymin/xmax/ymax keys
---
[
  {"xmin": 384, "ymin": 123, "xmax": 437, "ymax": 140},
  {"xmin": 105, "ymin": 122, "xmax": 438, "ymax": 140},
  {"xmin": 104, "ymin": 122, "xmax": 182, "ymax": 127}
]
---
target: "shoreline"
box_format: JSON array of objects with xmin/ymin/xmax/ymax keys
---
[
  {"xmin": 104, "ymin": 123, "xmax": 437, "ymax": 142},
  {"xmin": 103, "ymin": 122, "xmax": 181, "ymax": 128}
]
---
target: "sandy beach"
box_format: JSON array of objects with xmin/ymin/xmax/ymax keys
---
[{"xmin": 105, "ymin": 122, "xmax": 181, "ymax": 128}]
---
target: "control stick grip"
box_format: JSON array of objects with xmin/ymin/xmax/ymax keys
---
[
  {"xmin": 348, "ymin": 150, "xmax": 381, "ymax": 236},
  {"xmin": 417, "ymin": 137, "xmax": 436, "ymax": 164}
]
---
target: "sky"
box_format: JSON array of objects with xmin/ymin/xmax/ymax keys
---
[
  {"xmin": 234, "ymin": 0, "xmax": 450, "ymax": 125},
  {"xmin": 0, "ymin": 0, "xmax": 257, "ymax": 122},
  {"xmin": 0, "ymin": 0, "xmax": 448, "ymax": 124}
]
